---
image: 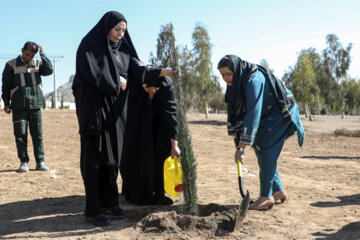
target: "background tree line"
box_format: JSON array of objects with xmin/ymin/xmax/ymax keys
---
[
  {"xmin": 282, "ymin": 34, "xmax": 359, "ymax": 120},
  {"xmin": 149, "ymin": 23, "xmax": 359, "ymax": 120}
]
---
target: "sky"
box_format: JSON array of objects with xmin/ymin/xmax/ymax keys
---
[{"xmin": 0, "ymin": 0, "xmax": 359, "ymax": 95}]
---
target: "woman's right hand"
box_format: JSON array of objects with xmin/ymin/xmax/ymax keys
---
[
  {"xmin": 159, "ymin": 68, "xmax": 182, "ymax": 77},
  {"xmin": 235, "ymin": 149, "xmax": 245, "ymax": 164}
]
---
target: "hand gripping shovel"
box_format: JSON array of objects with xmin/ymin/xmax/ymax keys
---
[{"xmin": 234, "ymin": 160, "xmax": 250, "ymax": 230}]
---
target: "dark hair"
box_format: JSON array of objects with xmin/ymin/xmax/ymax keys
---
[
  {"xmin": 22, "ymin": 41, "xmax": 38, "ymax": 53},
  {"xmin": 217, "ymin": 56, "xmax": 234, "ymax": 72}
]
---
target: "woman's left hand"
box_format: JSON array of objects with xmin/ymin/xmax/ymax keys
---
[
  {"xmin": 171, "ymin": 139, "xmax": 181, "ymax": 158},
  {"xmin": 144, "ymin": 86, "xmax": 159, "ymax": 99}
]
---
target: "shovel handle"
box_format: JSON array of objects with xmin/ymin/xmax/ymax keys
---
[
  {"xmin": 237, "ymin": 160, "xmax": 243, "ymax": 177},
  {"xmin": 237, "ymin": 160, "xmax": 246, "ymax": 199}
]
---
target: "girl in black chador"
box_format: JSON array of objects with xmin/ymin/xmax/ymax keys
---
[
  {"xmin": 72, "ymin": 11, "xmax": 175, "ymax": 226},
  {"xmin": 120, "ymin": 75, "xmax": 180, "ymax": 206}
]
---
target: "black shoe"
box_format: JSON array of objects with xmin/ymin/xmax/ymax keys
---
[
  {"xmin": 103, "ymin": 205, "xmax": 125, "ymax": 216},
  {"xmin": 155, "ymin": 196, "xmax": 173, "ymax": 205},
  {"xmin": 86, "ymin": 214, "xmax": 110, "ymax": 226}
]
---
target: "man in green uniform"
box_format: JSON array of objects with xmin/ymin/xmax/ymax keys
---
[{"xmin": 2, "ymin": 41, "xmax": 53, "ymax": 172}]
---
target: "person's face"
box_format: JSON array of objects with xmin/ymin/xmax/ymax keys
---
[
  {"xmin": 219, "ymin": 66, "xmax": 234, "ymax": 86},
  {"xmin": 109, "ymin": 21, "xmax": 127, "ymax": 42},
  {"xmin": 21, "ymin": 49, "xmax": 36, "ymax": 64}
]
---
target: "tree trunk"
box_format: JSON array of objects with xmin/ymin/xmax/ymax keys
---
[
  {"xmin": 304, "ymin": 104, "xmax": 309, "ymax": 118},
  {"xmin": 205, "ymin": 101, "xmax": 209, "ymax": 119},
  {"xmin": 316, "ymin": 95, "xmax": 321, "ymax": 115},
  {"xmin": 305, "ymin": 103, "xmax": 312, "ymax": 121}
]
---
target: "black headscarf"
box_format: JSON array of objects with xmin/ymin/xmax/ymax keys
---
[
  {"xmin": 72, "ymin": 11, "xmax": 138, "ymax": 135},
  {"xmin": 72, "ymin": 11, "xmax": 138, "ymax": 95},
  {"xmin": 224, "ymin": 54, "xmax": 295, "ymax": 128},
  {"xmin": 225, "ymin": 55, "xmax": 257, "ymax": 125}
]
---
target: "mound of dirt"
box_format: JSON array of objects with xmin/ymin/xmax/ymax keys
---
[{"xmin": 136, "ymin": 203, "xmax": 239, "ymax": 238}]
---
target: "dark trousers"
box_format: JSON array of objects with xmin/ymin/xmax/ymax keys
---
[
  {"xmin": 12, "ymin": 108, "xmax": 44, "ymax": 163},
  {"xmin": 80, "ymin": 132, "xmax": 119, "ymax": 217}
]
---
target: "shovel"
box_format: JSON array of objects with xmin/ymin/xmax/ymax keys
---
[{"xmin": 234, "ymin": 160, "xmax": 250, "ymax": 230}]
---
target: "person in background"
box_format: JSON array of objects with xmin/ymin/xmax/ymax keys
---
[
  {"xmin": 217, "ymin": 55, "xmax": 305, "ymax": 210},
  {"xmin": 1, "ymin": 41, "xmax": 53, "ymax": 172},
  {"xmin": 72, "ymin": 11, "xmax": 175, "ymax": 226}
]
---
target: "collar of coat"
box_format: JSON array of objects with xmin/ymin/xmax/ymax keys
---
[{"xmin": 16, "ymin": 55, "xmax": 36, "ymax": 68}]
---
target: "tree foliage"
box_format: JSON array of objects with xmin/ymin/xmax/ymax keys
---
[
  {"xmin": 285, "ymin": 34, "xmax": 357, "ymax": 116},
  {"xmin": 152, "ymin": 23, "xmax": 199, "ymax": 215}
]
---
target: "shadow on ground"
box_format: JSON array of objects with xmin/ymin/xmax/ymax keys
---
[
  {"xmin": 311, "ymin": 193, "xmax": 360, "ymax": 208},
  {"xmin": 301, "ymin": 155, "xmax": 360, "ymax": 160},
  {"xmin": 188, "ymin": 120, "xmax": 226, "ymax": 126},
  {"xmin": 312, "ymin": 221, "xmax": 360, "ymax": 240}
]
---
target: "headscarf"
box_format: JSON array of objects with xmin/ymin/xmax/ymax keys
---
[
  {"xmin": 72, "ymin": 11, "xmax": 139, "ymax": 95},
  {"xmin": 224, "ymin": 55, "xmax": 295, "ymax": 132},
  {"xmin": 72, "ymin": 11, "xmax": 138, "ymax": 135},
  {"xmin": 225, "ymin": 55, "xmax": 257, "ymax": 126}
]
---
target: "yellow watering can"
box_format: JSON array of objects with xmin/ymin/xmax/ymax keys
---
[{"xmin": 163, "ymin": 156, "xmax": 183, "ymax": 197}]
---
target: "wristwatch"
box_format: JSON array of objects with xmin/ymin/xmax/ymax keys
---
[{"xmin": 236, "ymin": 146, "xmax": 244, "ymax": 152}]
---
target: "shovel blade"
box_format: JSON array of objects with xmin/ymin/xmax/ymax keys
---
[{"xmin": 234, "ymin": 190, "xmax": 250, "ymax": 230}]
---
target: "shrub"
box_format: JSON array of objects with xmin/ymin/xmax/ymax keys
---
[{"xmin": 334, "ymin": 128, "xmax": 360, "ymax": 137}]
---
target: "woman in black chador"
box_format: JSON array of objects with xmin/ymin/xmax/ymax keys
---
[
  {"xmin": 120, "ymin": 75, "xmax": 180, "ymax": 206},
  {"xmin": 72, "ymin": 11, "xmax": 174, "ymax": 226}
]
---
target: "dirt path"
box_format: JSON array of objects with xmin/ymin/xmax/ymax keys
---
[{"xmin": 0, "ymin": 110, "xmax": 359, "ymax": 239}]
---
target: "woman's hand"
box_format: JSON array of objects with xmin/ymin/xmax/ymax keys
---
[
  {"xmin": 235, "ymin": 148, "xmax": 245, "ymax": 164},
  {"xmin": 144, "ymin": 86, "xmax": 159, "ymax": 99},
  {"xmin": 4, "ymin": 106, "xmax": 11, "ymax": 114},
  {"xmin": 170, "ymin": 138, "xmax": 181, "ymax": 158},
  {"xmin": 159, "ymin": 68, "xmax": 182, "ymax": 77},
  {"xmin": 120, "ymin": 76, "xmax": 127, "ymax": 91}
]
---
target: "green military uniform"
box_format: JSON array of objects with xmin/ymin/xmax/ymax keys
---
[{"xmin": 1, "ymin": 53, "xmax": 53, "ymax": 164}]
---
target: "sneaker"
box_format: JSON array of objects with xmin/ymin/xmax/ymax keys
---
[
  {"xmin": 86, "ymin": 214, "xmax": 110, "ymax": 226},
  {"xmin": 36, "ymin": 162, "xmax": 49, "ymax": 171},
  {"xmin": 18, "ymin": 162, "xmax": 29, "ymax": 173}
]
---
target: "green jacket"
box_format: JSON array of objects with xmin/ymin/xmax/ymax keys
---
[{"xmin": 1, "ymin": 53, "xmax": 53, "ymax": 110}]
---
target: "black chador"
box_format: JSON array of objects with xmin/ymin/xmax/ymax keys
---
[
  {"xmin": 72, "ymin": 11, "xmax": 164, "ymax": 221},
  {"xmin": 120, "ymin": 76, "xmax": 178, "ymax": 205}
]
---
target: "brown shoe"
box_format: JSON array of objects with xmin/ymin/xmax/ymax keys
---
[
  {"xmin": 273, "ymin": 190, "xmax": 287, "ymax": 203},
  {"xmin": 249, "ymin": 196, "xmax": 275, "ymax": 210}
]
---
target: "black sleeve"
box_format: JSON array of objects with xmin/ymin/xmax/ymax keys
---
[
  {"xmin": 1, "ymin": 63, "xmax": 14, "ymax": 107},
  {"xmin": 153, "ymin": 84, "xmax": 178, "ymax": 140},
  {"xmin": 128, "ymin": 57, "xmax": 162, "ymax": 87},
  {"xmin": 39, "ymin": 53, "xmax": 53, "ymax": 76}
]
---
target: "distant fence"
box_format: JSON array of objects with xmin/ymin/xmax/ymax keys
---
[
  {"xmin": 45, "ymin": 101, "xmax": 76, "ymax": 110},
  {"xmin": 0, "ymin": 99, "xmax": 76, "ymax": 110}
]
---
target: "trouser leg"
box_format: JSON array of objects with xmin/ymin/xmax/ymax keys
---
[
  {"xmin": 272, "ymin": 170, "xmax": 283, "ymax": 193},
  {"xmin": 255, "ymin": 140, "xmax": 285, "ymax": 197},
  {"xmin": 12, "ymin": 110, "xmax": 29, "ymax": 162},
  {"xmin": 28, "ymin": 109, "xmax": 44, "ymax": 163}
]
